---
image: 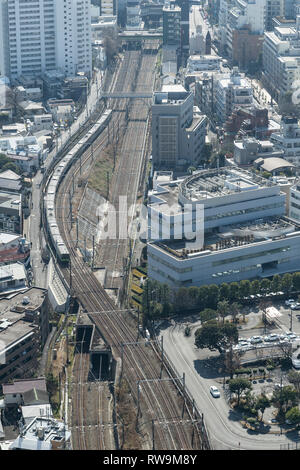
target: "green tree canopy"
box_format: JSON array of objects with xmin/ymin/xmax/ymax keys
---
[
  {"xmin": 285, "ymin": 406, "xmax": 300, "ymax": 425},
  {"xmin": 255, "ymin": 394, "xmax": 271, "ymax": 421},
  {"xmin": 228, "ymin": 378, "xmax": 252, "ymax": 406},
  {"xmin": 194, "ymin": 321, "xmax": 238, "ymax": 353}
]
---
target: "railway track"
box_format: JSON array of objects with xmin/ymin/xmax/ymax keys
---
[{"xmin": 55, "ymin": 49, "xmax": 209, "ymax": 450}]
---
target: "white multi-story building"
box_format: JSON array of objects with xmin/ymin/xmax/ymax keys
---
[
  {"xmin": 6, "ymin": 0, "xmax": 92, "ymax": 80},
  {"xmin": 100, "ymin": 0, "xmax": 115, "ymax": 16},
  {"xmin": 270, "ymin": 115, "xmax": 300, "ymax": 166},
  {"xmin": 54, "ymin": 0, "xmax": 92, "ymax": 77},
  {"xmin": 290, "ymin": 180, "xmax": 300, "ymax": 221},
  {"xmin": 263, "ymin": 18, "xmax": 300, "ymax": 98},
  {"xmin": 0, "ymin": 0, "xmax": 9, "ymax": 77},
  {"xmin": 226, "ymin": 0, "xmax": 266, "ymax": 58},
  {"xmin": 186, "ymin": 55, "xmax": 222, "ymax": 73},
  {"xmin": 147, "ymin": 167, "xmax": 300, "ymax": 288},
  {"xmin": 215, "ymin": 68, "xmax": 253, "ymax": 124}
]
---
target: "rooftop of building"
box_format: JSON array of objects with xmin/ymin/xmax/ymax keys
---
[
  {"xmin": 0, "ymin": 170, "xmax": 21, "ymax": 181},
  {"xmin": 10, "ymin": 416, "xmax": 71, "ymax": 450},
  {"xmin": 256, "ymin": 157, "xmax": 295, "ymax": 172},
  {"xmin": 0, "ymin": 135, "xmax": 41, "ymax": 154},
  {"xmin": 151, "ymin": 216, "xmax": 300, "ymax": 259},
  {"xmin": 2, "ymin": 378, "xmax": 47, "ymax": 395},
  {"xmin": 180, "ymin": 167, "xmax": 276, "ymax": 201},
  {"xmin": 0, "ymin": 287, "xmax": 46, "ymax": 349}
]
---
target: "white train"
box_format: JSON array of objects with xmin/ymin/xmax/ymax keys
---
[{"xmin": 44, "ymin": 109, "xmax": 112, "ymax": 265}]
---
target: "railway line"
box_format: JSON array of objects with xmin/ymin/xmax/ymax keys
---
[{"xmin": 52, "ymin": 49, "xmax": 210, "ymax": 450}]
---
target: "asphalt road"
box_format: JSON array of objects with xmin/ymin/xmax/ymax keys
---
[{"xmin": 158, "ymin": 312, "xmax": 300, "ymax": 450}]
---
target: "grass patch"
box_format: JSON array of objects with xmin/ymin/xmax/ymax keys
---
[{"xmin": 88, "ymin": 144, "xmax": 115, "ymax": 197}]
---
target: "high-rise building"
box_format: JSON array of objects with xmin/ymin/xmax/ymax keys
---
[
  {"xmin": 0, "ymin": 0, "xmax": 9, "ymax": 77},
  {"xmin": 6, "ymin": 0, "xmax": 92, "ymax": 80},
  {"xmin": 162, "ymin": 3, "xmax": 181, "ymax": 47},
  {"xmin": 176, "ymin": 0, "xmax": 189, "ymax": 65},
  {"xmin": 263, "ymin": 17, "xmax": 300, "ymax": 99},
  {"xmin": 151, "ymin": 84, "xmax": 207, "ymax": 169}
]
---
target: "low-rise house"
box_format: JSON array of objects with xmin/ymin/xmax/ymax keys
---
[
  {"xmin": 2, "ymin": 378, "xmax": 47, "ymax": 406},
  {"xmin": 0, "ymin": 135, "xmax": 48, "ymax": 172},
  {"xmin": 0, "ymin": 170, "xmax": 22, "ymax": 193},
  {"xmin": 0, "ymin": 191, "xmax": 22, "ymax": 233}
]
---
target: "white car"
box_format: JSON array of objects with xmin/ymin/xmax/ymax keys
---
[
  {"xmin": 210, "ymin": 386, "xmax": 220, "ymax": 398},
  {"xmin": 285, "ymin": 299, "xmax": 295, "ymax": 306},
  {"xmin": 250, "ymin": 336, "xmax": 263, "ymax": 344},
  {"xmin": 286, "ymin": 332, "xmax": 297, "ymax": 340},
  {"xmin": 266, "ymin": 334, "xmax": 279, "ymax": 342}
]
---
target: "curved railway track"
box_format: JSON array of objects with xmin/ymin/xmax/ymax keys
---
[{"xmin": 54, "ymin": 49, "xmax": 208, "ymax": 450}]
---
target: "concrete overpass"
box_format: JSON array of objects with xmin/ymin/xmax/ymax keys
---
[
  {"xmin": 101, "ymin": 92, "xmax": 153, "ymax": 99},
  {"xmin": 118, "ymin": 30, "xmax": 163, "ymax": 42}
]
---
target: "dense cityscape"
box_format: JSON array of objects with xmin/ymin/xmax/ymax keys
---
[{"xmin": 1, "ymin": 0, "xmax": 300, "ymax": 454}]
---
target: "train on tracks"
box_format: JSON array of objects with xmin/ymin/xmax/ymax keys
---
[{"xmin": 43, "ymin": 109, "xmax": 112, "ymax": 265}]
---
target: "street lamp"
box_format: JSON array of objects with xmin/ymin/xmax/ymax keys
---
[{"xmin": 290, "ymin": 308, "xmax": 293, "ymax": 332}]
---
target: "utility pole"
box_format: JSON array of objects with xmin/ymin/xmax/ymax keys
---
[
  {"xmin": 290, "ymin": 308, "xmax": 293, "ymax": 332},
  {"xmin": 152, "ymin": 419, "xmax": 155, "ymax": 450},
  {"xmin": 182, "ymin": 372, "xmax": 186, "ymax": 418},
  {"xmin": 92, "ymin": 235, "xmax": 95, "ymax": 270},
  {"xmin": 160, "ymin": 336, "xmax": 164, "ymax": 379}
]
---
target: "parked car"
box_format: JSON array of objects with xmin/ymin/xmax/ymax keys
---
[
  {"xmin": 210, "ymin": 386, "xmax": 220, "ymax": 398},
  {"xmin": 265, "ymin": 334, "xmax": 279, "ymax": 342},
  {"xmin": 285, "ymin": 299, "xmax": 295, "ymax": 306},
  {"xmin": 291, "ymin": 303, "xmax": 300, "ymax": 310},
  {"xmin": 250, "ymin": 336, "xmax": 263, "ymax": 344},
  {"xmin": 286, "ymin": 332, "xmax": 297, "ymax": 340}
]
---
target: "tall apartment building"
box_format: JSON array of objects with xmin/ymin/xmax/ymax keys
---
[
  {"xmin": 6, "ymin": 0, "xmax": 92, "ymax": 80},
  {"xmin": 266, "ymin": 0, "xmax": 284, "ymax": 30},
  {"xmin": 226, "ymin": 0, "xmax": 266, "ymax": 63},
  {"xmin": 263, "ymin": 18, "xmax": 300, "ymax": 99},
  {"xmin": 176, "ymin": 0, "xmax": 189, "ymax": 65},
  {"xmin": 151, "ymin": 85, "xmax": 208, "ymax": 169},
  {"xmin": 162, "ymin": 3, "xmax": 181, "ymax": 47},
  {"xmin": 0, "ymin": 0, "xmax": 9, "ymax": 77},
  {"xmin": 100, "ymin": 0, "xmax": 116, "ymax": 16},
  {"xmin": 215, "ymin": 68, "xmax": 253, "ymax": 125}
]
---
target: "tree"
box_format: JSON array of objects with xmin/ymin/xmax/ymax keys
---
[
  {"xmin": 194, "ymin": 321, "xmax": 238, "ymax": 353},
  {"xmin": 285, "ymin": 407, "xmax": 300, "ymax": 426},
  {"xmin": 219, "ymin": 282, "xmax": 230, "ymax": 301},
  {"xmin": 271, "ymin": 274, "xmax": 281, "ymax": 294},
  {"xmin": 287, "ymin": 370, "xmax": 300, "ymax": 394},
  {"xmin": 272, "ymin": 385, "xmax": 298, "ymax": 414},
  {"xmin": 199, "ymin": 308, "xmax": 218, "ymax": 324},
  {"xmin": 217, "ymin": 299, "xmax": 229, "ymax": 324},
  {"xmin": 255, "ymin": 394, "xmax": 271, "ymax": 421},
  {"xmin": 103, "ymin": 32, "xmax": 118, "ymax": 66},
  {"xmin": 292, "ymin": 272, "xmax": 300, "ymax": 292},
  {"xmin": 239, "ymin": 279, "xmax": 251, "ymax": 299},
  {"xmin": 281, "ymin": 273, "xmax": 293, "ymax": 297},
  {"xmin": 260, "ymin": 278, "xmax": 271, "ymax": 295},
  {"xmin": 206, "ymin": 284, "xmax": 220, "ymax": 310},
  {"xmin": 250, "ymin": 279, "xmax": 260, "ymax": 296},
  {"xmin": 231, "ymin": 302, "xmax": 241, "ymax": 324},
  {"xmin": 228, "ymin": 378, "xmax": 252, "ymax": 406},
  {"xmin": 228, "ymin": 282, "xmax": 240, "ymax": 302}
]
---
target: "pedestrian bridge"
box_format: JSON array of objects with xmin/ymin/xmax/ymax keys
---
[{"xmin": 101, "ymin": 92, "xmax": 153, "ymax": 99}]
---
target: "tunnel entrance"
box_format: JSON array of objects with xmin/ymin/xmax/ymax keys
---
[
  {"xmin": 75, "ymin": 325, "xmax": 93, "ymax": 353},
  {"xmin": 89, "ymin": 352, "xmax": 111, "ymax": 380}
]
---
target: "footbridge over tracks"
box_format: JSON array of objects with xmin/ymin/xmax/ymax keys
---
[{"xmin": 101, "ymin": 92, "xmax": 153, "ymax": 99}]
